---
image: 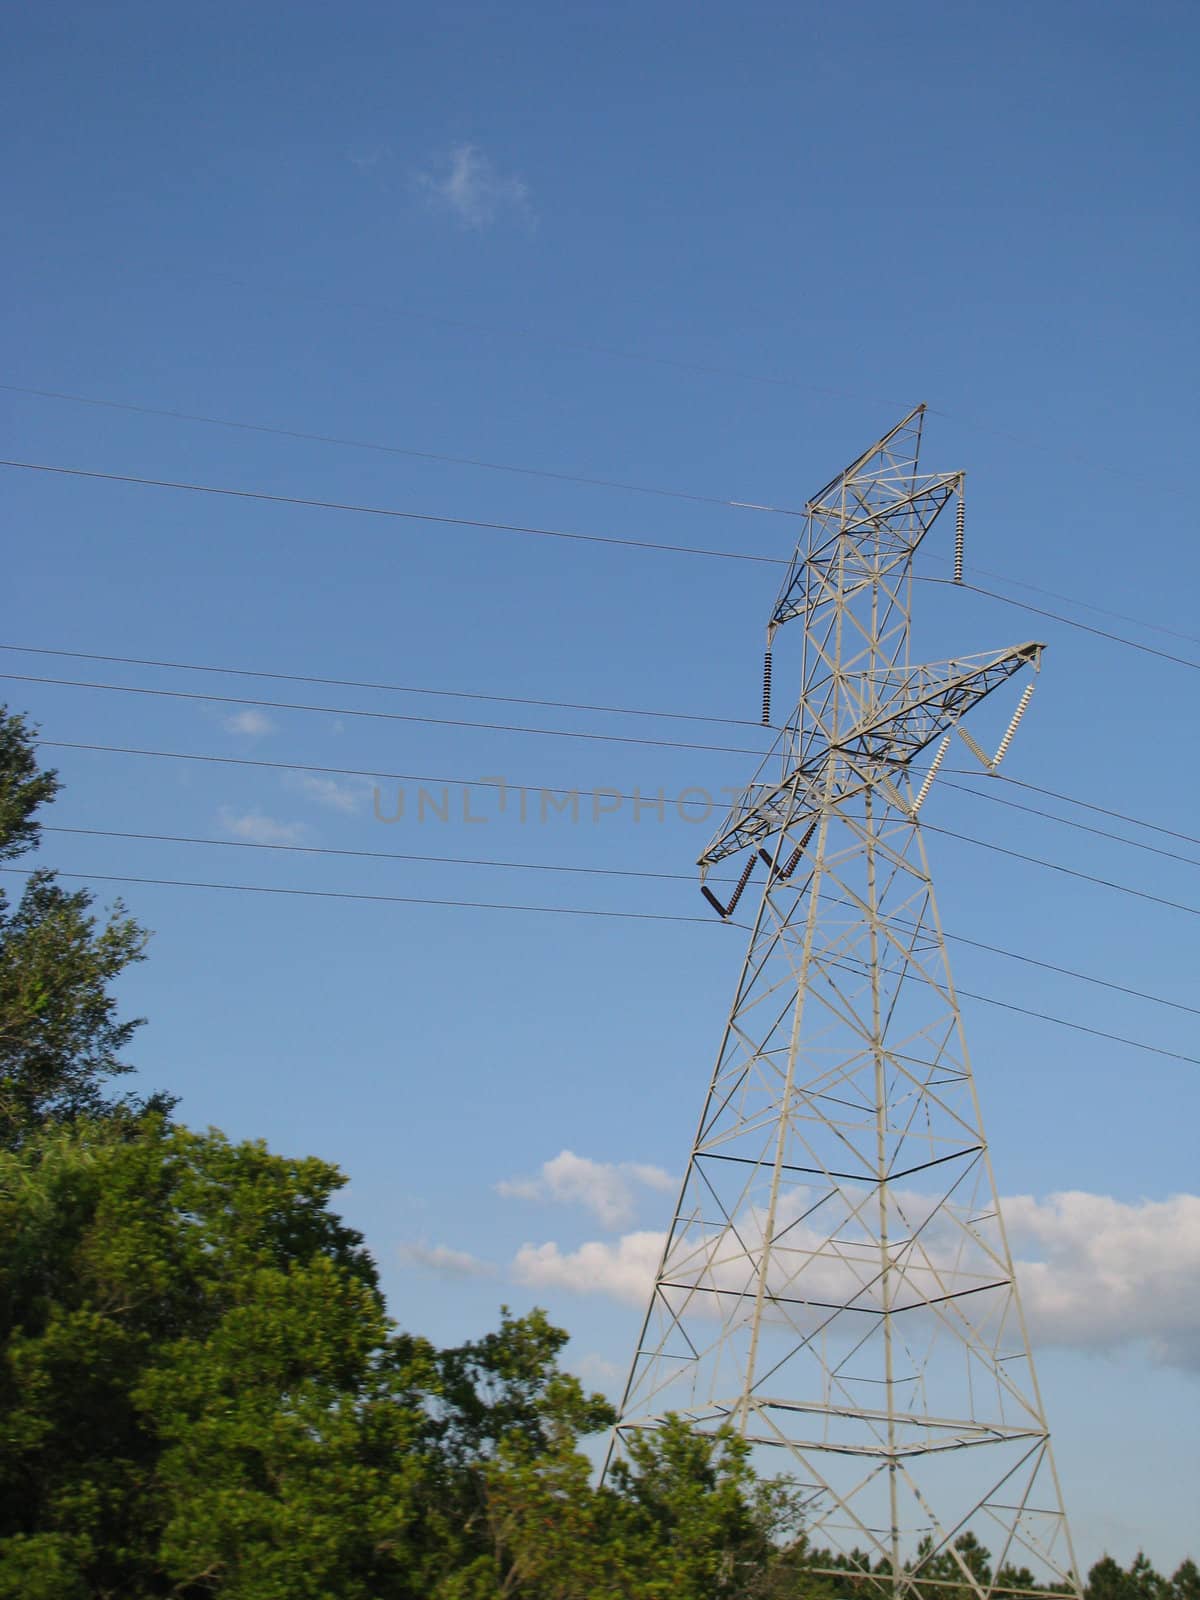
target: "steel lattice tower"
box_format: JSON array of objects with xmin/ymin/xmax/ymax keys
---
[{"xmin": 609, "ymin": 408, "xmax": 1080, "ymax": 1598}]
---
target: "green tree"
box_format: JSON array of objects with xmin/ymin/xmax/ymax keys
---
[
  {"xmin": 1088, "ymin": 1556, "xmax": 1168, "ymax": 1600},
  {"xmin": 0, "ymin": 1115, "xmax": 437, "ymax": 1598},
  {"xmin": 0, "ymin": 708, "xmax": 168, "ymax": 1143}
]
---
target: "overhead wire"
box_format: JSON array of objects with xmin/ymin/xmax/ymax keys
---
[
  {"xmin": 921, "ymin": 579, "xmax": 1200, "ymax": 671},
  {"xmin": 7, "ymin": 381, "xmax": 1192, "ymax": 645},
  {"xmin": 936, "ymin": 776, "xmax": 1200, "ymax": 869},
  {"xmin": 11, "ymin": 655, "xmax": 1198, "ymax": 870},
  {"xmin": 5, "ymin": 455, "xmax": 1198, "ymax": 669},
  {"xmin": 42, "ymin": 823, "xmax": 1200, "ymax": 1021},
  {"xmin": 922, "ymin": 823, "xmax": 1200, "ymax": 918},
  {"xmin": 2, "ymin": 861, "xmax": 1195, "ymax": 1068},
  {"xmin": 33, "ymin": 737, "xmax": 1200, "ymax": 919},
  {"xmin": 3, "ymin": 640, "xmax": 1197, "ymax": 851},
  {"xmin": 0, "ymin": 457, "xmax": 784, "ymax": 567},
  {"xmin": 0, "ymin": 381, "xmax": 805, "ymax": 517},
  {"xmin": 0, "ymin": 643, "xmax": 762, "ymax": 729},
  {"xmin": 961, "ymin": 770, "xmax": 1200, "ymax": 849},
  {"xmin": 0, "ymin": 865, "xmax": 714, "ymax": 927},
  {"xmin": 0, "ymin": 672, "xmax": 767, "ymax": 757}
]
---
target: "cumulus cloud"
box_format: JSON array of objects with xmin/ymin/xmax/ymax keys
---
[
  {"xmin": 1006, "ymin": 1190, "xmax": 1200, "ymax": 1369},
  {"xmin": 284, "ymin": 772, "xmax": 373, "ymax": 814},
  {"xmin": 224, "ymin": 709, "xmax": 276, "ymax": 736},
  {"xmin": 218, "ymin": 808, "xmax": 309, "ymax": 846},
  {"xmin": 509, "ymin": 1189, "xmax": 1200, "ymax": 1371},
  {"xmin": 514, "ymin": 1231, "xmax": 665, "ymax": 1303},
  {"xmin": 497, "ymin": 1150, "xmax": 674, "ymax": 1230},
  {"xmin": 398, "ymin": 1241, "xmax": 495, "ymax": 1279},
  {"xmin": 417, "ymin": 142, "xmax": 533, "ymax": 229}
]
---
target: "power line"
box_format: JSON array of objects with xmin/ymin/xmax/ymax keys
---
[
  {"xmin": 925, "ymin": 579, "xmax": 1200, "ymax": 672},
  {"xmin": 185, "ymin": 267, "xmax": 1166, "ymax": 494},
  {"xmin": 0, "ymin": 672, "xmax": 766, "ymax": 758},
  {"xmin": 5, "ymin": 640, "xmax": 1197, "ymax": 850},
  {"xmin": 3, "ymin": 862, "xmax": 1195, "ymax": 1068},
  {"xmin": 0, "ymin": 457, "xmax": 785, "ymax": 567},
  {"xmin": 43, "ymin": 823, "xmax": 1200, "ymax": 1020},
  {"xmin": 0, "ymin": 641, "xmax": 761, "ymax": 729},
  {"xmin": 9, "ymin": 383, "xmax": 1191, "ymax": 646},
  {"xmin": 921, "ymin": 554, "xmax": 1200, "ymax": 650},
  {"xmin": 938, "ymin": 777, "xmax": 1200, "ymax": 869},
  {"xmin": 35, "ymin": 737, "xmax": 1200, "ymax": 919},
  {"xmin": 0, "ymin": 381, "xmax": 805, "ymax": 518},
  {"xmin": 7, "ymin": 454, "xmax": 1198, "ymax": 670},
  {"xmin": 924, "ymin": 823, "xmax": 1200, "ymax": 917},
  {"xmin": 18, "ymin": 658, "xmax": 1199, "ymax": 871},
  {"xmin": 35, "ymin": 737, "xmax": 704, "ymax": 812},
  {"xmin": 0, "ymin": 865, "xmax": 715, "ymax": 927},
  {"xmin": 971, "ymin": 770, "xmax": 1200, "ymax": 849}
]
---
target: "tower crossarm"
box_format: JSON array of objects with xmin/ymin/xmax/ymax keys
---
[
  {"xmin": 697, "ymin": 762, "xmax": 834, "ymax": 873},
  {"xmin": 771, "ymin": 472, "xmax": 962, "ymax": 630},
  {"xmin": 698, "ymin": 642, "xmax": 1041, "ymax": 871},
  {"xmin": 836, "ymin": 641, "xmax": 1043, "ymax": 765}
]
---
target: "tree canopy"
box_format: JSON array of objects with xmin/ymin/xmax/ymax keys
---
[
  {"xmin": 0, "ymin": 707, "xmax": 171, "ymax": 1144},
  {"xmin": 0, "ymin": 709, "xmax": 1192, "ymax": 1597}
]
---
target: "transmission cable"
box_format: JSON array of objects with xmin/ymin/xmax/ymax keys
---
[
  {"xmin": 10, "ymin": 381, "xmax": 1190, "ymax": 645},
  {"xmin": 6, "ymin": 456, "xmax": 1197, "ymax": 670},
  {"xmin": 920, "ymin": 579, "xmax": 1200, "ymax": 671},
  {"xmin": 2, "ymin": 863, "xmax": 1194, "ymax": 1068},
  {"xmin": 15, "ymin": 660, "xmax": 1197, "ymax": 872},
  {"xmin": 5, "ymin": 640, "xmax": 1196, "ymax": 851},
  {"xmin": 922, "ymin": 824, "xmax": 1200, "ymax": 918},
  {"xmin": 0, "ymin": 865, "xmax": 712, "ymax": 927},
  {"xmin": 0, "ymin": 672, "xmax": 767, "ymax": 757},
  {"xmin": 0, "ymin": 643, "xmax": 761, "ymax": 730},
  {"xmin": 0, "ymin": 381, "xmax": 805, "ymax": 518},
  {"xmin": 43, "ymin": 823, "xmax": 1200, "ymax": 1020},
  {"xmin": 0, "ymin": 458, "xmax": 784, "ymax": 567},
  {"xmin": 35, "ymin": 738, "xmax": 1200, "ymax": 919},
  {"xmin": 936, "ymin": 778, "xmax": 1200, "ymax": 869}
]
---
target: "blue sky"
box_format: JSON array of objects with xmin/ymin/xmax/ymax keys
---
[{"xmin": 2, "ymin": 0, "xmax": 1197, "ymax": 1569}]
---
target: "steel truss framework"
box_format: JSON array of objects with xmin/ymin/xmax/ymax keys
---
[{"xmin": 609, "ymin": 407, "xmax": 1081, "ymax": 1599}]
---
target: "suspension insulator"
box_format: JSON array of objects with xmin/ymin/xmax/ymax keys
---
[
  {"xmin": 993, "ymin": 683, "xmax": 1035, "ymax": 768},
  {"xmin": 779, "ymin": 846, "xmax": 803, "ymax": 880},
  {"xmin": 954, "ymin": 500, "xmax": 965, "ymax": 583},
  {"xmin": 775, "ymin": 818, "xmax": 817, "ymax": 881},
  {"xmin": 761, "ymin": 650, "xmax": 773, "ymax": 726},
  {"xmin": 724, "ymin": 854, "xmax": 757, "ymax": 916},
  {"xmin": 700, "ymin": 885, "xmax": 728, "ymax": 919}
]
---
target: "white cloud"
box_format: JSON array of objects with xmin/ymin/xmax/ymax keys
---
[
  {"xmin": 417, "ymin": 142, "xmax": 533, "ymax": 229},
  {"xmin": 284, "ymin": 772, "xmax": 373, "ymax": 814},
  {"xmin": 398, "ymin": 1241, "xmax": 495, "ymax": 1279},
  {"xmin": 509, "ymin": 1189, "xmax": 1200, "ymax": 1371},
  {"xmin": 497, "ymin": 1150, "xmax": 674, "ymax": 1230},
  {"xmin": 1006, "ymin": 1190, "xmax": 1200, "ymax": 1369},
  {"xmin": 224, "ymin": 709, "xmax": 276, "ymax": 736},
  {"xmin": 218, "ymin": 808, "xmax": 309, "ymax": 846},
  {"xmin": 514, "ymin": 1231, "xmax": 665, "ymax": 1304}
]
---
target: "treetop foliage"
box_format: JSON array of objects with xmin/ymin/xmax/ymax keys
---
[{"xmin": 0, "ymin": 709, "xmax": 1191, "ymax": 1597}]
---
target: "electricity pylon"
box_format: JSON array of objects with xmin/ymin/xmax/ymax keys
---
[{"xmin": 609, "ymin": 407, "xmax": 1080, "ymax": 1598}]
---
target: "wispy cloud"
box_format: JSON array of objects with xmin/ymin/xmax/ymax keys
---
[
  {"xmin": 218, "ymin": 808, "xmax": 310, "ymax": 846},
  {"xmin": 497, "ymin": 1150, "xmax": 674, "ymax": 1230},
  {"xmin": 398, "ymin": 1241, "xmax": 495, "ymax": 1279},
  {"xmin": 416, "ymin": 142, "xmax": 533, "ymax": 230},
  {"xmin": 510, "ymin": 1188, "xmax": 1200, "ymax": 1372},
  {"xmin": 284, "ymin": 772, "xmax": 373, "ymax": 814},
  {"xmin": 224, "ymin": 709, "xmax": 276, "ymax": 736}
]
